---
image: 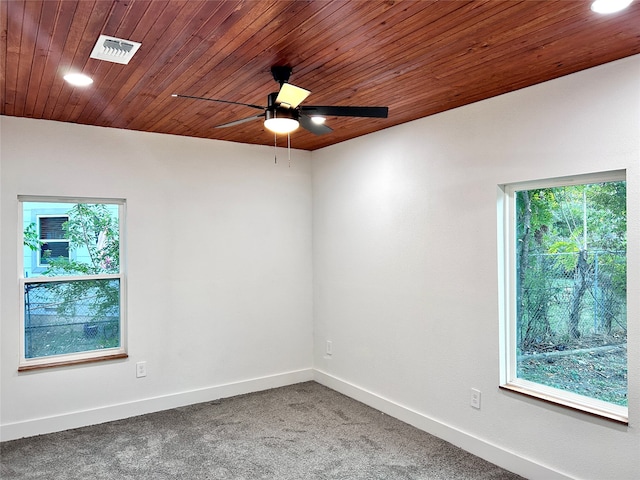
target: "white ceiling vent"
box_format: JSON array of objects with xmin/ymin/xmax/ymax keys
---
[{"xmin": 90, "ymin": 35, "xmax": 141, "ymax": 65}]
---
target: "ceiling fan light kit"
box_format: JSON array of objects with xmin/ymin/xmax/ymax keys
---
[
  {"xmin": 265, "ymin": 108, "xmax": 299, "ymax": 134},
  {"xmin": 173, "ymin": 65, "xmax": 388, "ymax": 138},
  {"xmin": 264, "ymin": 90, "xmax": 299, "ymax": 134}
]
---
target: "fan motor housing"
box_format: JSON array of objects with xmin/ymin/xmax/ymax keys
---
[
  {"xmin": 266, "ymin": 91, "xmax": 299, "ymax": 121},
  {"xmin": 265, "ymin": 106, "xmax": 299, "ymax": 122}
]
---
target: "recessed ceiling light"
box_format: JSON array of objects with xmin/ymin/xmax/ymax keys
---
[
  {"xmin": 63, "ymin": 73, "xmax": 93, "ymax": 87},
  {"xmin": 310, "ymin": 116, "xmax": 326, "ymax": 125},
  {"xmin": 591, "ymin": 0, "xmax": 633, "ymax": 14}
]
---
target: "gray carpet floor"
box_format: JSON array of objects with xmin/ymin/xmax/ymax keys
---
[{"xmin": 1, "ymin": 381, "xmax": 524, "ymax": 479}]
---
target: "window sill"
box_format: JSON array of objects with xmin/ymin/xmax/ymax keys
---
[
  {"xmin": 500, "ymin": 382, "xmax": 628, "ymax": 425},
  {"xmin": 18, "ymin": 353, "xmax": 128, "ymax": 372}
]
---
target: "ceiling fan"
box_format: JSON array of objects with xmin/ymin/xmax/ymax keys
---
[{"xmin": 172, "ymin": 66, "xmax": 389, "ymax": 136}]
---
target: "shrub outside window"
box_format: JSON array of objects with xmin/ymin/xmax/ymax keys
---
[
  {"xmin": 19, "ymin": 197, "xmax": 127, "ymax": 370},
  {"xmin": 500, "ymin": 171, "xmax": 627, "ymax": 422}
]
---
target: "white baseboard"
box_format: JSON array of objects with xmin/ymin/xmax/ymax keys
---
[
  {"xmin": 0, "ymin": 368, "xmax": 314, "ymax": 442},
  {"xmin": 313, "ymin": 369, "xmax": 571, "ymax": 480}
]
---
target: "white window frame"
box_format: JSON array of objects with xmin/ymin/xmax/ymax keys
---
[
  {"xmin": 36, "ymin": 214, "xmax": 70, "ymax": 267},
  {"xmin": 18, "ymin": 196, "xmax": 128, "ymax": 370},
  {"xmin": 498, "ymin": 170, "xmax": 627, "ymax": 423}
]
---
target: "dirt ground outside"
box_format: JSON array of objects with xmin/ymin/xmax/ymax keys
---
[{"xmin": 518, "ymin": 335, "xmax": 627, "ymax": 406}]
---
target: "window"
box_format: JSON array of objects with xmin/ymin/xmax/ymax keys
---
[
  {"xmin": 37, "ymin": 215, "xmax": 70, "ymax": 266},
  {"xmin": 19, "ymin": 197, "xmax": 127, "ymax": 370},
  {"xmin": 500, "ymin": 171, "xmax": 627, "ymax": 422}
]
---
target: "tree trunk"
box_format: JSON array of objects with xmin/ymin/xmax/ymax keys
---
[
  {"xmin": 569, "ymin": 249, "xmax": 588, "ymax": 338},
  {"xmin": 517, "ymin": 191, "xmax": 532, "ymax": 346}
]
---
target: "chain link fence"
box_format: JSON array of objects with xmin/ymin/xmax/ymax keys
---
[
  {"xmin": 24, "ymin": 279, "xmax": 120, "ymax": 358},
  {"xmin": 518, "ymin": 250, "xmax": 626, "ymax": 350}
]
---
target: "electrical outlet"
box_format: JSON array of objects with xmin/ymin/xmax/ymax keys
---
[
  {"xmin": 136, "ymin": 361, "xmax": 147, "ymax": 378},
  {"xmin": 470, "ymin": 388, "xmax": 481, "ymax": 409},
  {"xmin": 326, "ymin": 340, "xmax": 333, "ymax": 356}
]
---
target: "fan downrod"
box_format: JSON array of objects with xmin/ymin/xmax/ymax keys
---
[{"xmin": 271, "ymin": 66, "xmax": 292, "ymax": 86}]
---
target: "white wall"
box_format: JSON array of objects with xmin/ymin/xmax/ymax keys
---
[
  {"xmin": 2, "ymin": 55, "xmax": 639, "ymax": 480},
  {"xmin": 312, "ymin": 55, "xmax": 640, "ymax": 480},
  {"xmin": 0, "ymin": 118, "xmax": 314, "ymax": 439}
]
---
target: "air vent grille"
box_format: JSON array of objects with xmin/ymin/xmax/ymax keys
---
[{"xmin": 90, "ymin": 35, "xmax": 141, "ymax": 65}]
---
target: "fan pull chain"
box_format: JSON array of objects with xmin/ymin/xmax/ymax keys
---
[
  {"xmin": 272, "ymin": 133, "xmax": 292, "ymax": 167},
  {"xmin": 274, "ymin": 133, "xmax": 277, "ymax": 164}
]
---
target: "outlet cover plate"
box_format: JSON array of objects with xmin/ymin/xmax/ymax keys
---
[
  {"xmin": 471, "ymin": 388, "xmax": 481, "ymax": 409},
  {"xmin": 136, "ymin": 361, "xmax": 147, "ymax": 378}
]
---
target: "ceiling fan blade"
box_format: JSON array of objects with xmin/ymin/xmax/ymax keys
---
[
  {"xmin": 299, "ymin": 114, "xmax": 333, "ymax": 135},
  {"xmin": 300, "ymin": 105, "xmax": 388, "ymax": 118},
  {"xmin": 172, "ymin": 94, "xmax": 264, "ymax": 110},
  {"xmin": 214, "ymin": 114, "xmax": 264, "ymax": 128},
  {"xmin": 275, "ymin": 83, "xmax": 310, "ymax": 109}
]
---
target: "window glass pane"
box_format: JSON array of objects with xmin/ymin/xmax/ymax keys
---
[
  {"xmin": 39, "ymin": 216, "xmax": 67, "ymax": 239},
  {"xmin": 40, "ymin": 242, "xmax": 69, "ymax": 265},
  {"xmin": 24, "ymin": 279, "xmax": 121, "ymax": 358},
  {"xmin": 23, "ymin": 202, "xmax": 119, "ymax": 278},
  {"xmin": 515, "ymin": 181, "xmax": 626, "ymax": 406}
]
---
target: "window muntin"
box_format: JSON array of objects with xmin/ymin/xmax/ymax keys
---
[
  {"xmin": 501, "ymin": 171, "xmax": 627, "ymax": 422},
  {"xmin": 19, "ymin": 197, "xmax": 126, "ymax": 368}
]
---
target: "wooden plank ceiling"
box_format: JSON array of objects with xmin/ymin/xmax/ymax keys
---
[{"xmin": 2, "ymin": 0, "xmax": 640, "ymax": 151}]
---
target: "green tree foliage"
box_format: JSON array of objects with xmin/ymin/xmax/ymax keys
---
[
  {"xmin": 45, "ymin": 203, "xmax": 119, "ymax": 275},
  {"xmin": 23, "ymin": 222, "xmax": 39, "ymax": 252},
  {"xmin": 516, "ymin": 181, "xmax": 626, "ymax": 348},
  {"xmin": 25, "ymin": 204, "xmax": 120, "ymax": 323}
]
